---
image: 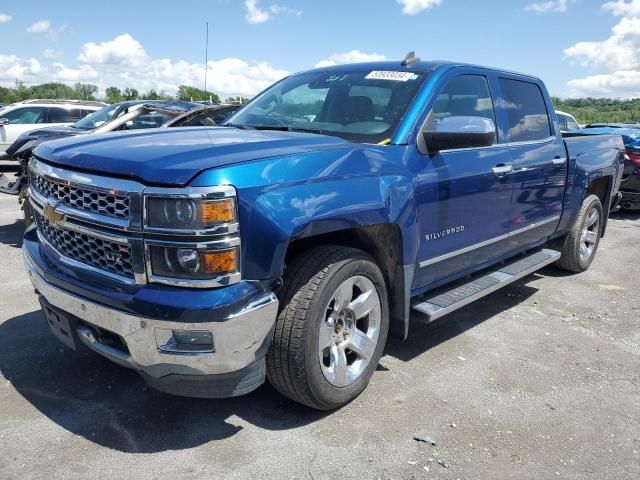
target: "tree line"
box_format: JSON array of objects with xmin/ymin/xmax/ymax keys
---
[
  {"xmin": 551, "ymin": 97, "xmax": 640, "ymax": 124},
  {"xmin": 0, "ymin": 81, "xmax": 249, "ymax": 105}
]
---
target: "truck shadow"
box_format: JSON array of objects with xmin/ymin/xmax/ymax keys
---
[
  {"xmin": 610, "ymin": 209, "xmax": 640, "ymax": 222},
  {"xmin": 0, "ymin": 219, "xmax": 25, "ymax": 248},
  {"xmin": 1, "ymin": 275, "xmax": 541, "ymax": 454},
  {"xmin": 0, "ymin": 310, "xmax": 327, "ymax": 453},
  {"xmin": 385, "ymin": 277, "xmax": 540, "ymax": 362}
]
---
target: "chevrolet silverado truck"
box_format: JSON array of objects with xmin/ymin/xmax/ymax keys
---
[{"xmin": 22, "ymin": 58, "xmax": 625, "ymax": 410}]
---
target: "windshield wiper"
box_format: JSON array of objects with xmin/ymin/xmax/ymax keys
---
[
  {"xmin": 224, "ymin": 123, "xmax": 328, "ymax": 136},
  {"xmin": 222, "ymin": 123, "xmax": 254, "ymax": 130}
]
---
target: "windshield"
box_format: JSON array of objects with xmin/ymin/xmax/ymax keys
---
[
  {"xmin": 224, "ymin": 69, "xmax": 428, "ymax": 143},
  {"xmin": 73, "ymin": 103, "xmax": 120, "ymax": 130}
]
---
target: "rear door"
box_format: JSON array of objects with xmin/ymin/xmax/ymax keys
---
[
  {"xmin": 47, "ymin": 107, "xmax": 84, "ymax": 125},
  {"xmin": 413, "ymin": 71, "xmax": 516, "ymax": 288},
  {"xmin": 496, "ymin": 77, "xmax": 567, "ymax": 248}
]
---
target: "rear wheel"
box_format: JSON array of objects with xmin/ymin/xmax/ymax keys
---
[
  {"xmin": 555, "ymin": 194, "xmax": 603, "ymax": 273},
  {"xmin": 267, "ymin": 246, "xmax": 389, "ymax": 410}
]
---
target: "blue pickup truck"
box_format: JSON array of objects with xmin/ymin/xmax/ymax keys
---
[{"xmin": 22, "ymin": 58, "xmax": 625, "ymax": 409}]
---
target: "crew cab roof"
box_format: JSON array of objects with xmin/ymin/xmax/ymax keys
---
[{"xmin": 303, "ymin": 60, "xmax": 544, "ymax": 82}]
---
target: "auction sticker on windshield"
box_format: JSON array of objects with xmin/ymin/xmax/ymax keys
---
[{"xmin": 365, "ymin": 71, "xmax": 416, "ymax": 82}]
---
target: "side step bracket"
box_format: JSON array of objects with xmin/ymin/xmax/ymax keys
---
[{"xmin": 411, "ymin": 249, "xmax": 560, "ymax": 321}]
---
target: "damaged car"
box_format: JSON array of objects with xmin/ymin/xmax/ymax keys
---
[
  {"xmin": 572, "ymin": 125, "xmax": 640, "ymax": 210},
  {"xmin": 0, "ymin": 101, "xmax": 240, "ymax": 222}
]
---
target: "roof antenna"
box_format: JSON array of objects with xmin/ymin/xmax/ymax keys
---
[{"xmin": 402, "ymin": 51, "xmax": 420, "ymax": 67}]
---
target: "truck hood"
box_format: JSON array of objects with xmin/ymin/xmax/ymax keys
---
[{"xmin": 34, "ymin": 127, "xmax": 350, "ymax": 186}]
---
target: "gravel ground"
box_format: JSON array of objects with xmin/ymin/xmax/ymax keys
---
[{"xmin": 0, "ymin": 164, "xmax": 639, "ymax": 480}]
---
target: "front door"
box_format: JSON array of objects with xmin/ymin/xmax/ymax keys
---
[{"xmin": 412, "ymin": 73, "xmax": 516, "ymax": 289}]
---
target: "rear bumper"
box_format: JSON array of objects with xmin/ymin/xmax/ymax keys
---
[{"xmin": 23, "ymin": 237, "xmax": 279, "ymax": 397}]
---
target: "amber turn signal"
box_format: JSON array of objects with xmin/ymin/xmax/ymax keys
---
[
  {"xmin": 199, "ymin": 199, "xmax": 236, "ymax": 224},
  {"xmin": 200, "ymin": 249, "xmax": 237, "ymax": 275}
]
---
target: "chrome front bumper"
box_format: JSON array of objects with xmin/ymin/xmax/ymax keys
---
[{"xmin": 23, "ymin": 249, "xmax": 279, "ymax": 380}]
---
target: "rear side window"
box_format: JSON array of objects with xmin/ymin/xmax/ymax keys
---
[
  {"xmin": 557, "ymin": 114, "xmax": 568, "ymax": 132},
  {"xmin": 1, "ymin": 107, "xmax": 46, "ymax": 124},
  {"xmin": 499, "ymin": 78, "xmax": 552, "ymax": 142},
  {"xmin": 427, "ymin": 75, "xmax": 496, "ymax": 128},
  {"xmin": 565, "ymin": 115, "xmax": 580, "ymax": 132},
  {"xmin": 48, "ymin": 107, "xmax": 84, "ymax": 123}
]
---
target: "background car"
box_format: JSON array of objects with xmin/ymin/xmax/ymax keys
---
[
  {"xmin": 573, "ymin": 124, "xmax": 640, "ymax": 210},
  {"xmin": 0, "ymin": 99, "xmax": 105, "ymax": 158},
  {"xmin": 556, "ymin": 110, "xmax": 582, "ymax": 133},
  {"xmin": 0, "ymin": 101, "xmax": 241, "ymax": 223}
]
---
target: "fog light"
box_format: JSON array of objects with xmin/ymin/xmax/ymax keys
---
[{"xmin": 157, "ymin": 329, "xmax": 214, "ymax": 354}]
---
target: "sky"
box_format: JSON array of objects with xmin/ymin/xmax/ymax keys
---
[{"xmin": 1, "ymin": 0, "xmax": 639, "ymax": 99}]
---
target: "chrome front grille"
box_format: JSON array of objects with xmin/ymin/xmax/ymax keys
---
[
  {"xmin": 30, "ymin": 168, "xmax": 130, "ymax": 219},
  {"xmin": 35, "ymin": 211, "xmax": 135, "ymax": 279}
]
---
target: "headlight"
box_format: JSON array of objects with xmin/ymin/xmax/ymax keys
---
[
  {"xmin": 144, "ymin": 186, "xmax": 240, "ymax": 287},
  {"xmin": 146, "ymin": 197, "xmax": 236, "ymax": 230},
  {"xmin": 149, "ymin": 245, "xmax": 239, "ymax": 281}
]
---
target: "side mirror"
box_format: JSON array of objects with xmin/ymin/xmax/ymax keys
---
[
  {"xmin": 422, "ymin": 116, "xmax": 496, "ymax": 153},
  {"xmin": 0, "ymin": 118, "xmax": 8, "ymax": 126}
]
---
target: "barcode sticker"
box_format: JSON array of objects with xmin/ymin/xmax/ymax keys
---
[{"xmin": 365, "ymin": 71, "xmax": 415, "ymax": 82}]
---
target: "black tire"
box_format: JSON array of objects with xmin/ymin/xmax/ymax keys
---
[
  {"xmin": 267, "ymin": 245, "xmax": 389, "ymax": 410},
  {"xmin": 555, "ymin": 194, "xmax": 603, "ymax": 273}
]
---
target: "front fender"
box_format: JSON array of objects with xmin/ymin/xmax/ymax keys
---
[{"xmin": 191, "ymin": 146, "xmax": 417, "ymax": 280}]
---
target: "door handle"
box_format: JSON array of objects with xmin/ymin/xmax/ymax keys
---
[
  {"xmin": 552, "ymin": 157, "xmax": 567, "ymax": 167},
  {"xmin": 492, "ymin": 164, "xmax": 514, "ymax": 177}
]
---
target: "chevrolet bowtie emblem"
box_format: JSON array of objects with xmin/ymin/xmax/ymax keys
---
[{"xmin": 43, "ymin": 203, "xmax": 66, "ymax": 225}]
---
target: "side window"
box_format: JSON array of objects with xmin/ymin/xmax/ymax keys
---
[
  {"xmin": 566, "ymin": 115, "xmax": 580, "ymax": 132},
  {"xmin": 48, "ymin": 107, "xmax": 83, "ymax": 123},
  {"xmin": 498, "ymin": 78, "xmax": 552, "ymax": 142},
  {"xmin": 557, "ymin": 114, "xmax": 568, "ymax": 131},
  {"xmin": 426, "ymin": 74, "xmax": 496, "ymax": 130},
  {"xmin": 124, "ymin": 111, "xmax": 169, "ymax": 130},
  {"xmin": 1, "ymin": 107, "xmax": 46, "ymax": 124}
]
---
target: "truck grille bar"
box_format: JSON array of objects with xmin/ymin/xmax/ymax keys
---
[
  {"xmin": 30, "ymin": 168, "xmax": 131, "ymax": 220},
  {"xmin": 34, "ymin": 210, "xmax": 135, "ymax": 279}
]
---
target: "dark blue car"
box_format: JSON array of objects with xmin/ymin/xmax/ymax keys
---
[
  {"xmin": 22, "ymin": 58, "xmax": 624, "ymax": 409},
  {"xmin": 574, "ymin": 125, "xmax": 640, "ymax": 209}
]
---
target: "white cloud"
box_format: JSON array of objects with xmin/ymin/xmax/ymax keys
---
[
  {"xmin": 0, "ymin": 55, "xmax": 42, "ymax": 83},
  {"xmin": 524, "ymin": 0, "xmax": 570, "ymax": 13},
  {"xmin": 565, "ymin": 0, "xmax": 640, "ymax": 97},
  {"xmin": 0, "ymin": 33, "xmax": 289, "ymax": 99},
  {"xmin": 567, "ymin": 70, "xmax": 640, "ymax": 97},
  {"xmin": 27, "ymin": 19, "xmax": 51, "ymax": 33},
  {"xmin": 315, "ymin": 50, "xmax": 387, "ymax": 68},
  {"xmin": 269, "ymin": 4, "xmax": 302, "ymax": 16},
  {"xmin": 397, "ymin": 0, "xmax": 442, "ymax": 15},
  {"xmin": 51, "ymin": 62, "xmax": 98, "ymax": 82},
  {"xmin": 603, "ymin": 0, "xmax": 640, "ymax": 16},
  {"xmin": 78, "ymin": 34, "xmax": 146, "ymax": 65},
  {"xmin": 42, "ymin": 49, "xmax": 63, "ymax": 60},
  {"xmin": 26, "ymin": 19, "xmax": 67, "ymax": 39},
  {"xmin": 0, "ymin": 13, "xmax": 12, "ymax": 23},
  {"xmin": 244, "ymin": 0, "xmax": 301, "ymax": 23},
  {"xmin": 245, "ymin": 0, "xmax": 271, "ymax": 23}
]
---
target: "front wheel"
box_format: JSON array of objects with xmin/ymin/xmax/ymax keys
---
[
  {"xmin": 555, "ymin": 194, "xmax": 603, "ymax": 273},
  {"xmin": 267, "ymin": 246, "xmax": 389, "ymax": 410}
]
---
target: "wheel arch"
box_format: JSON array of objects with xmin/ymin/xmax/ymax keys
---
[
  {"xmin": 586, "ymin": 175, "xmax": 612, "ymax": 236},
  {"xmin": 284, "ymin": 223, "xmax": 413, "ymax": 340}
]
